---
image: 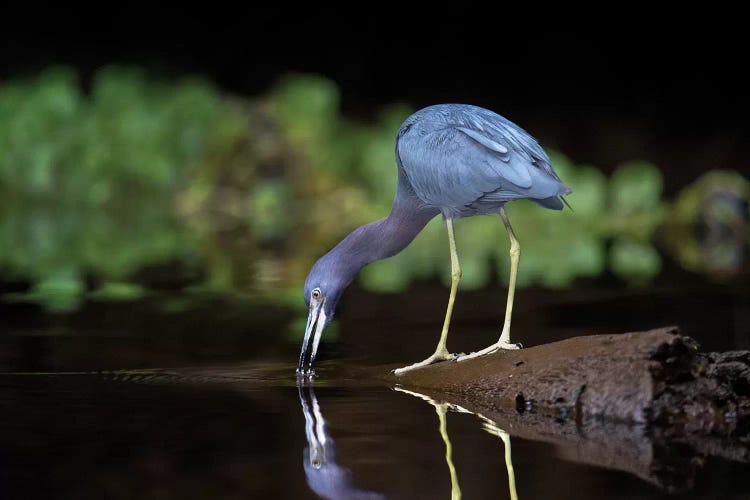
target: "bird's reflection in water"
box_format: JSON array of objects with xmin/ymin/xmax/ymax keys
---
[
  {"xmin": 395, "ymin": 388, "xmax": 519, "ymax": 500},
  {"xmin": 297, "ymin": 382, "xmax": 385, "ymax": 500}
]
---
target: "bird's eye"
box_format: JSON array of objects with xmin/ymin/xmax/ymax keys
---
[{"xmin": 312, "ymin": 288, "xmax": 321, "ymax": 299}]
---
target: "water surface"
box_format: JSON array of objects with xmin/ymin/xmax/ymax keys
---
[{"xmin": 0, "ymin": 285, "xmax": 748, "ymax": 499}]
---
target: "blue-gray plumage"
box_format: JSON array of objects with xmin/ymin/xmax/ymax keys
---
[
  {"xmin": 298, "ymin": 104, "xmax": 571, "ymax": 377},
  {"xmin": 397, "ymin": 105, "xmax": 569, "ymax": 215}
]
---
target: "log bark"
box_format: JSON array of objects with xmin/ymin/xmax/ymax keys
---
[
  {"xmin": 382, "ymin": 326, "xmax": 750, "ymax": 438},
  {"xmin": 374, "ymin": 326, "xmax": 750, "ymax": 492}
]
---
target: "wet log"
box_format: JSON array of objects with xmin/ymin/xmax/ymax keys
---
[{"xmin": 385, "ymin": 326, "xmax": 750, "ymax": 438}]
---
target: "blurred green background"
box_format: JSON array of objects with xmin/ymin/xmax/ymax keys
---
[{"xmin": 0, "ymin": 66, "xmax": 748, "ymax": 311}]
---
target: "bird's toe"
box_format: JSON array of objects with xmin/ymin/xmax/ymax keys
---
[{"xmin": 495, "ymin": 341, "xmax": 522, "ymax": 351}]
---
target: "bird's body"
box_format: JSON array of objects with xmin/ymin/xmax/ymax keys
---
[
  {"xmin": 396, "ymin": 104, "xmax": 569, "ymax": 217},
  {"xmin": 298, "ymin": 104, "xmax": 571, "ymax": 376}
]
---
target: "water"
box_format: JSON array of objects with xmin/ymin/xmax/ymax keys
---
[{"xmin": 0, "ymin": 284, "xmax": 748, "ymax": 499}]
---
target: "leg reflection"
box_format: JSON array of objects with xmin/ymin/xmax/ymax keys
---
[
  {"xmin": 479, "ymin": 417, "xmax": 519, "ymax": 500},
  {"xmin": 437, "ymin": 402, "xmax": 462, "ymax": 500},
  {"xmin": 394, "ymin": 387, "xmax": 520, "ymax": 500},
  {"xmin": 395, "ymin": 388, "xmax": 463, "ymax": 500}
]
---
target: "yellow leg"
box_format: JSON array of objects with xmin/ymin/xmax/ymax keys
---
[
  {"xmin": 458, "ymin": 207, "xmax": 521, "ymax": 362},
  {"xmin": 395, "ymin": 218, "xmax": 460, "ymax": 375},
  {"xmin": 498, "ymin": 206, "xmax": 520, "ymax": 345}
]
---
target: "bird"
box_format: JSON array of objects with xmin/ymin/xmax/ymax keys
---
[{"xmin": 298, "ymin": 104, "xmax": 571, "ymax": 376}]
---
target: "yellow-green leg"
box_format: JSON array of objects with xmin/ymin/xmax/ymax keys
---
[
  {"xmin": 458, "ymin": 207, "xmax": 522, "ymax": 362},
  {"xmin": 395, "ymin": 218, "xmax": 460, "ymax": 375}
]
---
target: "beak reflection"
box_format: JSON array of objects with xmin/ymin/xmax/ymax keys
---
[{"xmin": 297, "ymin": 380, "xmax": 385, "ymax": 499}]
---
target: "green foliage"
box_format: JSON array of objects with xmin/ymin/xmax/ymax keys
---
[
  {"xmin": 0, "ymin": 67, "xmax": 742, "ymax": 310},
  {"xmin": 28, "ymin": 270, "xmax": 85, "ymax": 312},
  {"xmin": 0, "ymin": 66, "xmax": 242, "ymax": 201},
  {"xmin": 664, "ymin": 170, "xmax": 750, "ymax": 278},
  {"xmin": 610, "ymin": 161, "xmax": 663, "ymax": 212},
  {"xmin": 608, "ymin": 161, "xmax": 665, "ymax": 241},
  {"xmin": 0, "ymin": 66, "xmax": 245, "ymax": 310},
  {"xmin": 610, "ymin": 240, "xmax": 661, "ymax": 282},
  {"xmin": 248, "ymin": 179, "xmax": 291, "ymax": 241},
  {"xmin": 90, "ymin": 282, "xmax": 148, "ymax": 301}
]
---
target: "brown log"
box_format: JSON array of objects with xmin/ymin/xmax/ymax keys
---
[
  {"xmin": 365, "ymin": 326, "xmax": 750, "ymax": 492},
  {"xmin": 380, "ymin": 326, "xmax": 750, "ymax": 438}
]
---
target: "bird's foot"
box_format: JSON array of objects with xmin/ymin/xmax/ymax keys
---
[
  {"xmin": 393, "ymin": 350, "xmax": 457, "ymax": 376},
  {"xmin": 456, "ymin": 340, "xmax": 522, "ymax": 362}
]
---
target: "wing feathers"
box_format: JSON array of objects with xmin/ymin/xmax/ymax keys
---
[
  {"xmin": 397, "ymin": 105, "xmax": 570, "ymax": 214},
  {"xmin": 456, "ymin": 127, "xmax": 508, "ymax": 154}
]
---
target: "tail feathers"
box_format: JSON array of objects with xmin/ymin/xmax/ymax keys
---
[
  {"xmin": 532, "ymin": 196, "xmax": 562, "ymax": 210},
  {"xmin": 532, "ymin": 195, "xmax": 573, "ymax": 211}
]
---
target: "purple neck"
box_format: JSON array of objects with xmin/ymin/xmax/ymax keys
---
[{"xmin": 323, "ymin": 192, "xmax": 439, "ymax": 284}]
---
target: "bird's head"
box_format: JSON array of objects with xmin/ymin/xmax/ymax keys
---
[{"xmin": 299, "ymin": 256, "xmax": 348, "ymax": 373}]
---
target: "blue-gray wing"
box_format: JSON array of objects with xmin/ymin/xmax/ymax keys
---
[{"xmin": 396, "ymin": 108, "xmax": 570, "ymax": 214}]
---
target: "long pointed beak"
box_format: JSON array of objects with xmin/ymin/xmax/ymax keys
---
[{"xmin": 298, "ymin": 301, "xmax": 327, "ymax": 375}]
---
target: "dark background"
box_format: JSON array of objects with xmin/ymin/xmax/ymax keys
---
[
  {"xmin": 2, "ymin": 24, "xmax": 747, "ymax": 194},
  {"xmin": 1, "ymin": 22, "xmax": 749, "ymax": 500}
]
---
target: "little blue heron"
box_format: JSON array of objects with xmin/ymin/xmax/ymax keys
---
[{"xmin": 299, "ymin": 104, "xmax": 571, "ymax": 376}]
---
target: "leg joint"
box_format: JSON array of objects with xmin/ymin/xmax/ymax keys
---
[
  {"xmin": 452, "ymin": 268, "xmax": 462, "ymax": 280},
  {"xmin": 509, "ymin": 240, "xmax": 520, "ymax": 257}
]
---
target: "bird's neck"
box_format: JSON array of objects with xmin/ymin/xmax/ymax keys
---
[{"xmin": 325, "ymin": 193, "xmax": 439, "ymax": 283}]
